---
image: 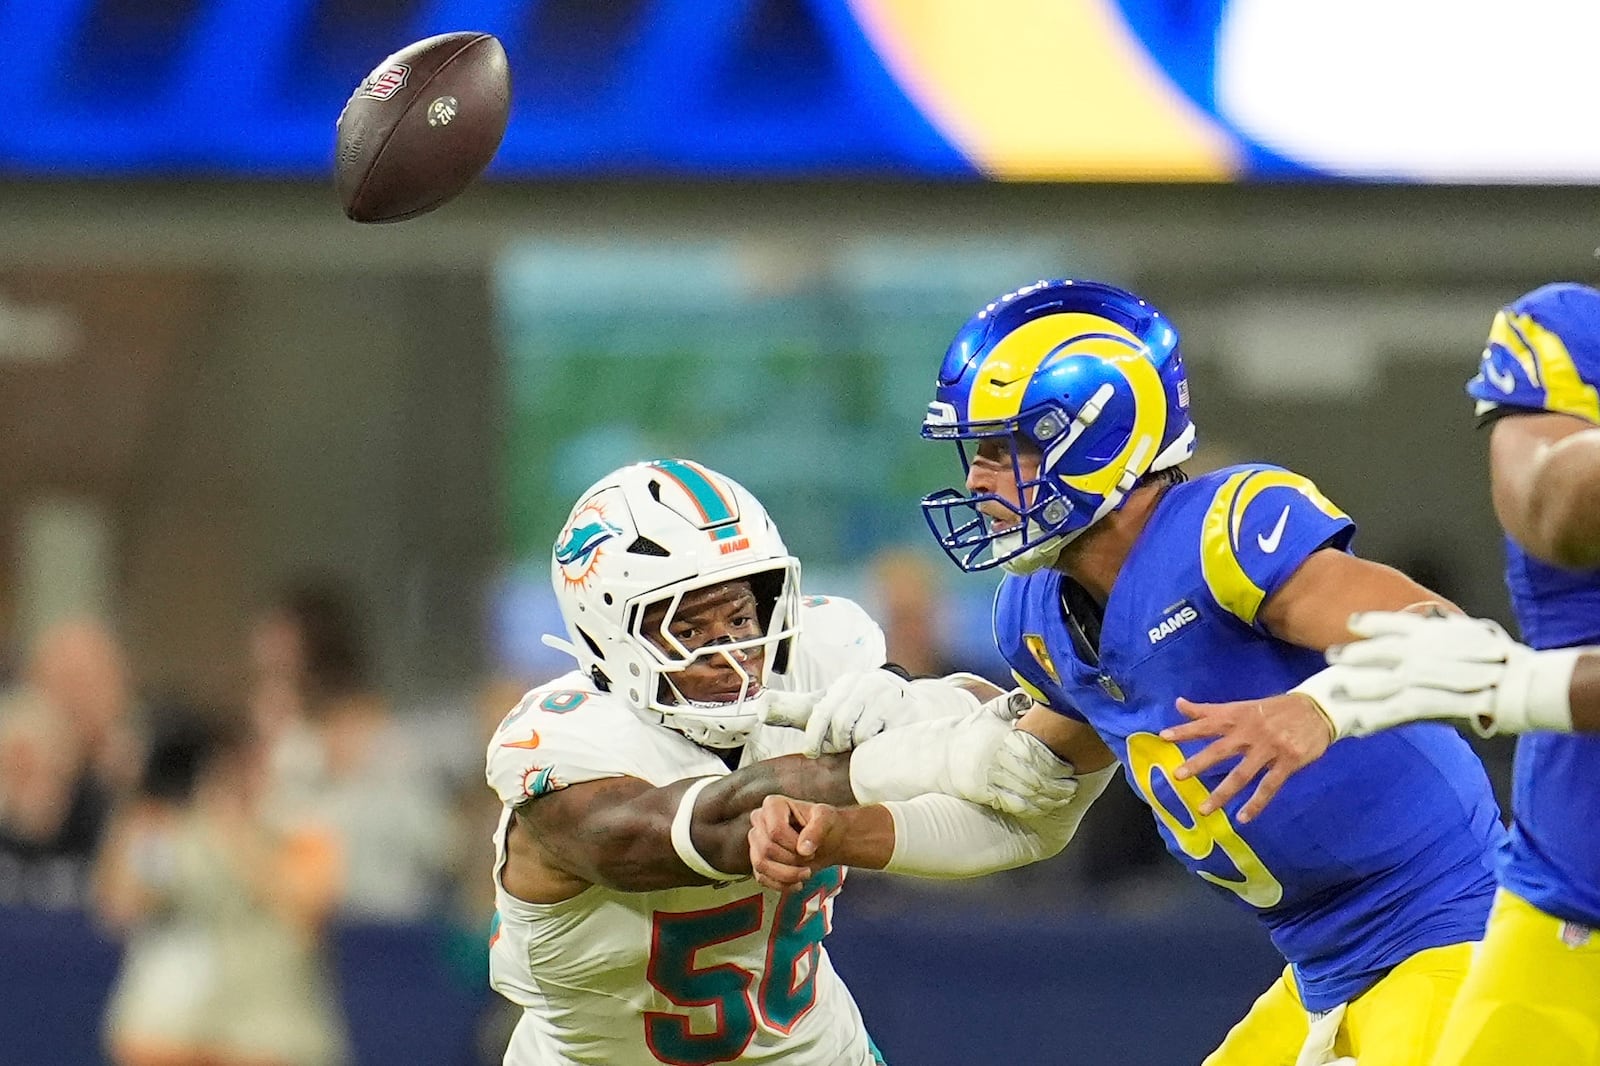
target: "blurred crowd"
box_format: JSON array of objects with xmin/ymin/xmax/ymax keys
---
[{"xmin": 0, "ymin": 578, "xmax": 499, "ymax": 1066}]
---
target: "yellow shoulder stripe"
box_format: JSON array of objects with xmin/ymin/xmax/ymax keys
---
[
  {"xmin": 1201, "ymin": 470, "xmax": 1347, "ymax": 625},
  {"xmin": 1494, "ymin": 310, "xmax": 1600, "ymax": 424}
]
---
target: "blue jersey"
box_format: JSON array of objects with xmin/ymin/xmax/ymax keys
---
[
  {"xmin": 1468, "ymin": 282, "xmax": 1600, "ymax": 928},
  {"xmin": 996, "ymin": 464, "xmax": 1502, "ymax": 1011}
]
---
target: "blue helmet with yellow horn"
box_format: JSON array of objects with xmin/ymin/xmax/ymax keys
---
[{"xmin": 921, "ymin": 279, "xmax": 1195, "ymax": 573}]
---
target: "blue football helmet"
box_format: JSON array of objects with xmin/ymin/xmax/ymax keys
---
[{"xmin": 921, "ymin": 279, "xmax": 1195, "ymax": 573}]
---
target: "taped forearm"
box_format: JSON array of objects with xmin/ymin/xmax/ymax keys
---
[
  {"xmin": 877, "ymin": 764, "xmax": 1115, "ymax": 878},
  {"xmin": 847, "ymin": 711, "xmax": 982, "ymax": 804}
]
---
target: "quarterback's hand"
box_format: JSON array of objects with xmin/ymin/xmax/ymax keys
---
[
  {"xmin": 762, "ymin": 669, "xmax": 984, "ymax": 758},
  {"xmin": 1159, "ymin": 693, "xmax": 1333, "ymax": 823},
  {"xmin": 1318, "ymin": 610, "xmax": 1578, "ymax": 736},
  {"xmin": 748, "ymin": 795, "xmax": 849, "ymax": 892}
]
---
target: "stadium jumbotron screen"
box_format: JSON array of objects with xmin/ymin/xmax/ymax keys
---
[{"xmin": 3, "ymin": 0, "xmax": 1596, "ymax": 182}]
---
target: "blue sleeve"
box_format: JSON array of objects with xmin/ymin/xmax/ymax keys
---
[
  {"xmin": 1198, "ymin": 467, "xmax": 1355, "ymax": 631},
  {"xmin": 992, "ymin": 577, "xmax": 1087, "ymax": 722},
  {"xmin": 1467, "ymin": 283, "xmax": 1600, "ymax": 425}
]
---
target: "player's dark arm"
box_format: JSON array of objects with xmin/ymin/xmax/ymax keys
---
[
  {"xmin": 1568, "ymin": 654, "xmax": 1600, "ymax": 733},
  {"xmin": 1489, "ymin": 412, "xmax": 1600, "ymax": 569},
  {"xmin": 513, "ymin": 754, "xmax": 857, "ymax": 893},
  {"xmin": 1258, "ymin": 548, "xmax": 1458, "ymax": 652}
]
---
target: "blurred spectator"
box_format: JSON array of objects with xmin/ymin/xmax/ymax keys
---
[
  {"xmin": 95, "ymin": 703, "xmax": 350, "ymax": 1066},
  {"xmin": 249, "ymin": 577, "xmax": 452, "ymax": 921},
  {"xmin": 0, "ymin": 690, "xmax": 99, "ymax": 907},
  {"xmin": 869, "ymin": 546, "xmax": 960, "ymax": 678},
  {"xmin": 27, "ymin": 618, "xmax": 145, "ymax": 795},
  {"xmin": 0, "ymin": 618, "xmax": 144, "ymax": 908}
]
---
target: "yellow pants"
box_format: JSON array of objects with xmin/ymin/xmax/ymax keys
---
[
  {"xmin": 1431, "ymin": 890, "xmax": 1600, "ymax": 1066},
  {"xmin": 1204, "ymin": 941, "xmax": 1475, "ymax": 1066}
]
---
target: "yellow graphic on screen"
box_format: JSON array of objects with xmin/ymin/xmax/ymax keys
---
[{"xmin": 848, "ymin": 0, "xmax": 1239, "ymax": 180}]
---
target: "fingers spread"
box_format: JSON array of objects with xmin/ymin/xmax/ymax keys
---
[
  {"xmin": 1200, "ymin": 752, "xmax": 1266, "ymax": 816},
  {"xmin": 1173, "ymin": 736, "xmax": 1241, "ymax": 781},
  {"xmin": 1238, "ymin": 766, "xmax": 1292, "ymax": 824}
]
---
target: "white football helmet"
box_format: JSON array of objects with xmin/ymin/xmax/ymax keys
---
[{"xmin": 550, "ymin": 459, "xmax": 801, "ymax": 749}]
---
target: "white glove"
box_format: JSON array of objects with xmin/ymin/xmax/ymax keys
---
[
  {"xmin": 762, "ymin": 670, "xmax": 992, "ymax": 757},
  {"xmin": 987, "ymin": 725, "xmax": 1083, "ymax": 815},
  {"xmin": 1302, "ymin": 611, "xmax": 1581, "ymax": 738},
  {"xmin": 849, "ymin": 689, "xmax": 1081, "ymax": 815}
]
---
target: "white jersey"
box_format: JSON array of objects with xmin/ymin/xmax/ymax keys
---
[{"xmin": 487, "ymin": 596, "xmax": 888, "ymax": 1066}]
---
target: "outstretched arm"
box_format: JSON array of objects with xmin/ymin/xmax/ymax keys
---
[
  {"xmin": 747, "ymin": 764, "xmax": 1118, "ymax": 891},
  {"xmin": 513, "ymin": 753, "xmax": 857, "ymax": 895},
  {"xmin": 748, "ymin": 704, "xmax": 1118, "ymax": 891},
  {"xmin": 513, "ymin": 687, "xmax": 1086, "ymax": 897},
  {"xmin": 1163, "ymin": 611, "xmax": 1600, "ymax": 822}
]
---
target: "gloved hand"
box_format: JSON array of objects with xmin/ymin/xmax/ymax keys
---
[
  {"xmin": 1308, "ymin": 611, "xmax": 1580, "ymax": 737},
  {"xmin": 763, "ymin": 669, "xmax": 994, "ymax": 757},
  {"xmin": 847, "ymin": 686, "xmax": 1082, "ymax": 816}
]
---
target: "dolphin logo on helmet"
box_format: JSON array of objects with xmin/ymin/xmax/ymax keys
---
[{"xmin": 921, "ymin": 279, "xmax": 1196, "ymax": 573}]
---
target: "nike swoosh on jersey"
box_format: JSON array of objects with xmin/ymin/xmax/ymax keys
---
[
  {"xmin": 1257, "ymin": 505, "xmax": 1291, "ymax": 554},
  {"xmin": 1483, "ymin": 361, "xmax": 1518, "ymax": 394}
]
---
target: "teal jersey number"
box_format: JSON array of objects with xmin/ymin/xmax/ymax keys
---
[
  {"xmin": 760, "ymin": 866, "xmax": 844, "ymax": 1031},
  {"xmin": 643, "ymin": 867, "xmax": 846, "ymax": 1064}
]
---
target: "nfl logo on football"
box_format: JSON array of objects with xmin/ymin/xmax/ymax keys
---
[{"xmin": 362, "ymin": 63, "xmax": 410, "ymax": 101}]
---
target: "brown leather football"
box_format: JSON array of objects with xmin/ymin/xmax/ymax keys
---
[{"xmin": 334, "ymin": 32, "xmax": 510, "ymax": 223}]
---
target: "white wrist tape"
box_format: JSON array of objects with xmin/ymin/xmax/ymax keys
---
[
  {"xmin": 1493, "ymin": 647, "xmax": 1580, "ymax": 735},
  {"xmin": 880, "ymin": 764, "xmax": 1115, "ymax": 878},
  {"xmin": 1290, "ymin": 666, "xmax": 1350, "ymax": 737},
  {"xmin": 669, "ymin": 777, "xmax": 741, "ymax": 882}
]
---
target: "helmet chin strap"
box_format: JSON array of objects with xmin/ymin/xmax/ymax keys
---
[
  {"xmin": 655, "ymin": 647, "xmax": 766, "ymax": 750},
  {"xmin": 998, "ymin": 531, "xmax": 1068, "ymax": 575},
  {"xmin": 664, "ymin": 690, "xmax": 771, "ymax": 749}
]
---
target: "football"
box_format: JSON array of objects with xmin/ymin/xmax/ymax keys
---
[{"xmin": 334, "ymin": 32, "xmax": 511, "ymax": 223}]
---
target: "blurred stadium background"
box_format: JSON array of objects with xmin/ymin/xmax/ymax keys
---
[{"xmin": 3, "ymin": 1, "xmax": 1598, "ymax": 1064}]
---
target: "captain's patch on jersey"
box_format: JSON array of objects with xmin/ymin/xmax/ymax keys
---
[{"xmin": 1024, "ymin": 633, "xmax": 1062, "ymax": 684}]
